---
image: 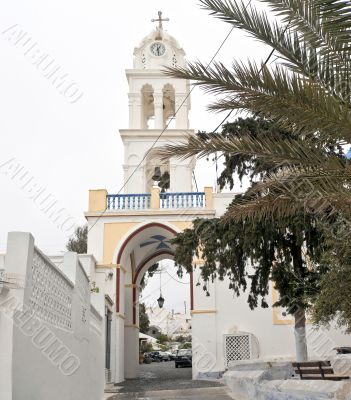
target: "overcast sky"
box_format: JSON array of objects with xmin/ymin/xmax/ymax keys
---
[
  {"xmin": 140, "ymin": 260, "xmax": 191, "ymax": 314},
  {"xmin": 0, "ymin": 0, "xmax": 270, "ymax": 262}
]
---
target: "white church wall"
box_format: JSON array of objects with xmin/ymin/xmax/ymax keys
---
[
  {"xmin": 213, "ymin": 193, "xmax": 237, "ymax": 217},
  {"xmin": 192, "ymin": 313, "xmax": 218, "ymax": 380},
  {"xmin": 0, "ymin": 232, "xmax": 105, "ymax": 400},
  {"xmin": 205, "ymin": 276, "xmax": 351, "ymax": 374},
  {"xmin": 0, "ymin": 253, "xmax": 5, "ymax": 268},
  {"xmin": 87, "ymin": 217, "xmax": 104, "ymax": 263}
]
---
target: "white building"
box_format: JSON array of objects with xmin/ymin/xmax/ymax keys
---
[
  {"xmin": 146, "ymin": 306, "xmax": 191, "ymax": 338},
  {"xmin": 1, "ymin": 13, "xmax": 351, "ymax": 400}
]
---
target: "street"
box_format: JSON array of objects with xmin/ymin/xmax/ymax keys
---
[{"xmin": 107, "ymin": 361, "xmax": 233, "ymax": 400}]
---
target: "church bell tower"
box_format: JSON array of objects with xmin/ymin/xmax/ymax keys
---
[{"xmin": 120, "ymin": 12, "xmax": 195, "ymax": 194}]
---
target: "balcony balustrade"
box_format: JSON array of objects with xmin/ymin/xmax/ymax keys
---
[
  {"xmin": 107, "ymin": 194, "xmax": 151, "ymax": 210},
  {"xmin": 88, "ymin": 187, "xmax": 213, "ymax": 213},
  {"xmin": 160, "ymin": 192, "xmax": 205, "ymax": 209},
  {"xmin": 107, "ymin": 192, "xmax": 205, "ymax": 210}
]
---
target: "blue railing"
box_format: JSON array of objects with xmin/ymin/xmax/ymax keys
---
[
  {"xmin": 160, "ymin": 192, "xmax": 205, "ymax": 209},
  {"xmin": 107, "ymin": 194, "xmax": 151, "ymax": 210},
  {"xmin": 107, "ymin": 192, "xmax": 206, "ymax": 210}
]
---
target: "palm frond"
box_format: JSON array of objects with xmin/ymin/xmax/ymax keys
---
[
  {"xmin": 225, "ymin": 184, "xmax": 351, "ymax": 222},
  {"xmin": 199, "ymin": 0, "xmax": 351, "ymax": 101},
  {"xmin": 156, "ymin": 130, "xmax": 344, "ymax": 170},
  {"xmin": 262, "ymin": 0, "xmax": 351, "ymax": 61},
  {"xmin": 246, "ymin": 163, "xmax": 351, "ymax": 197},
  {"xmin": 164, "ymin": 61, "xmax": 351, "ymax": 141}
]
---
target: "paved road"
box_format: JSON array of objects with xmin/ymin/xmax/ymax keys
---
[
  {"xmin": 109, "ymin": 387, "xmax": 233, "ymax": 400},
  {"xmin": 107, "ymin": 362, "xmax": 232, "ymax": 400}
]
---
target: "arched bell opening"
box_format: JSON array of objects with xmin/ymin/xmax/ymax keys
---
[
  {"xmin": 162, "ymin": 83, "xmax": 175, "ymax": 129},
  {"xmin": 144, "ymin": 148, "xmax": 170, "ymax": 193},
  {"xmin": 141, "ymin": 84, "xmax": 155, "ymax": 129}
]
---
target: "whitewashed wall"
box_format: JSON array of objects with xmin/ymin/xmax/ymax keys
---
[
  {"xmin": 192, "ymin": 269, "xmax": 351, "ymax": 379},
  {"xmin": 0, "ymin": 232, "xmax": 105, "ymax": 400}
]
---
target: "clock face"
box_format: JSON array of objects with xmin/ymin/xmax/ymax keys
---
[{"xmin": 150, "ymin": 42, "xmax": 166, "ymax": 57}]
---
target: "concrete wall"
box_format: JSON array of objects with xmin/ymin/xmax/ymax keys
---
[{"xmin": 0, "ymin": 232, "xmax": 105, "ymax": 400}]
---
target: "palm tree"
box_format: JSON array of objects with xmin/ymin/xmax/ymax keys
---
[
  {"xmin": 158, "ymin": 0, "xmax": 351, "ymax": 362},
  {"xmin": 159, "ymin": 0, "xmax": 351, "ymax": 221}
]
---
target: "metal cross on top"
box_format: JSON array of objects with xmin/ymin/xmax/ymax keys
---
[{"xmin": 151, "ymin": 11, "xmax": 170, "ymax": 30}]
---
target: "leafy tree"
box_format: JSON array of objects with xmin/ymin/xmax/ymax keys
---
[
  {"xmin": 174, "ymin": 335, "xmax": 187, "ymax": 343},
  {"xmin": 173, "ymin": 213, "xmax": 328, "ymax": 361},
  {"xmin": 157, "ymin": 333, "xmax": 170, "ymax": 345},
  {"xmin": 66, "ymin": 225, "xmax": 88, "ymax": 254},
  {"xmin": 140, "ymin": 341, "xmax": 153, "ymax": 354},
  {"xmin": 311, "ymin": 223, "xmax": 351, "ymax": 332},
  {"xmin": 167, "ymin": 117, "xmax": 341, "ymax": 361},
  {"xmin": 180, "ymin": 342, "xmax": 192, "ymax": 350},
  {"xmin": 140, "ymin": 263, "xmax": 159, "ymax": 291},
  {"xmin": 139, "ymin": 303, "xmax": 150, "ymax": 334}
]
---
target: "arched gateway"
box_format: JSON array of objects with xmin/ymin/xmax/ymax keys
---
[
  {"xmin": 85, "ymin": 15, "xmax": 224, "ymax": 383},
  {"xmin": 114, "ymin": 221, "xmax": 194, "ymax": 379}
]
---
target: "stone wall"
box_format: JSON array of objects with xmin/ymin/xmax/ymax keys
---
[
  {"xmin": 224, "ymin": 360, "xmax": 351, "ymax": 400},
  {"xmin": 0, "ymin": 232, "xmax": 105, "ymax": 400}
]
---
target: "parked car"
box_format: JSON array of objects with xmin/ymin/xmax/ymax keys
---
[
  {"xmin": 175, "ymin": 349, "xmax": 192, "ymax": 368},
  {"xmin": 165, "ymin": 351, "xmax": 175, "ymax": 361},
  {"xmin": 159, "ymin": 351, "xmax": 175, "ymax": 361},
  {"xmin": 157, "ymin": 351, "xmax": 170, "ymax": 361},
  {"xmin": 335, "ymin": 347, "xmax": 351, "ymax": 354},
  {"xmin": 143, "ymin": 353, "xmax": 153, "ymax": 364},
  {"xmin": 144, "ymin": 352, "xmax": 162, "ymax": 362}
]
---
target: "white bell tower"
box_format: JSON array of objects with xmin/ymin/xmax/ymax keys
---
[{"xmin": 120, "ymin": 12, "xmax": 195, "ymax": 194}]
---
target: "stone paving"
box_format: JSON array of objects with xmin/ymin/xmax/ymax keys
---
[{"xmin": 107, "ymin": 361, "xmax": 233, "ymax": 400}]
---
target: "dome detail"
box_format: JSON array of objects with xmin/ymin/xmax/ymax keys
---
[{"xmin": 133, "ymin": 13, "xmax": 186, "ymax": 70}]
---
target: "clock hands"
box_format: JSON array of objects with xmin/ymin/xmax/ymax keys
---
[{"xmin": 151, "ymin": 43, "xmax": 165, "ymax": 56}]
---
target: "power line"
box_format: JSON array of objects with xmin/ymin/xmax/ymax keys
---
[{"xmin": 165, "ymin": 270, "xmax": 190, "ymax": 285}]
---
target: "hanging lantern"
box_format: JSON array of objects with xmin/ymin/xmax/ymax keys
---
[
  {"xmin": 157, "ymin": 295, "xmax": 165, "ymax": 308},
  {"xmin": 157, "ymin": 263, "xmax": 165, "ymax": 308}
]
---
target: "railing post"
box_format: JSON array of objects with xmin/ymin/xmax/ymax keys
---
[
  {"xmin": 89, "ymin": 189, "xmax": 107, "ymax": 212},
  {"xmin": 151, "ymin": 186, "xmax": 160, "ymax": 209},
  {"xmin": 204, "ymin": 186, "xmax": 214, "ymax": 210},
  {"xmin": 1, "ymin": 232, "xmax": 35, "ymax": 400}
]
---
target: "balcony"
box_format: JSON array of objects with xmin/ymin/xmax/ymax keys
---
[{"xmin": 88, "ymin": 187, "xmax": 213, "ymax": 213}]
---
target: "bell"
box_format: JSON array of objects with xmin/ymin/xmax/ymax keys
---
[
  {"xmin": 152, "ymin": 166, "xmax": 162, "ymax": 182},
  {"xmin": 157, "ymin": 295, "xmax": 165, "ymax": 308}
]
